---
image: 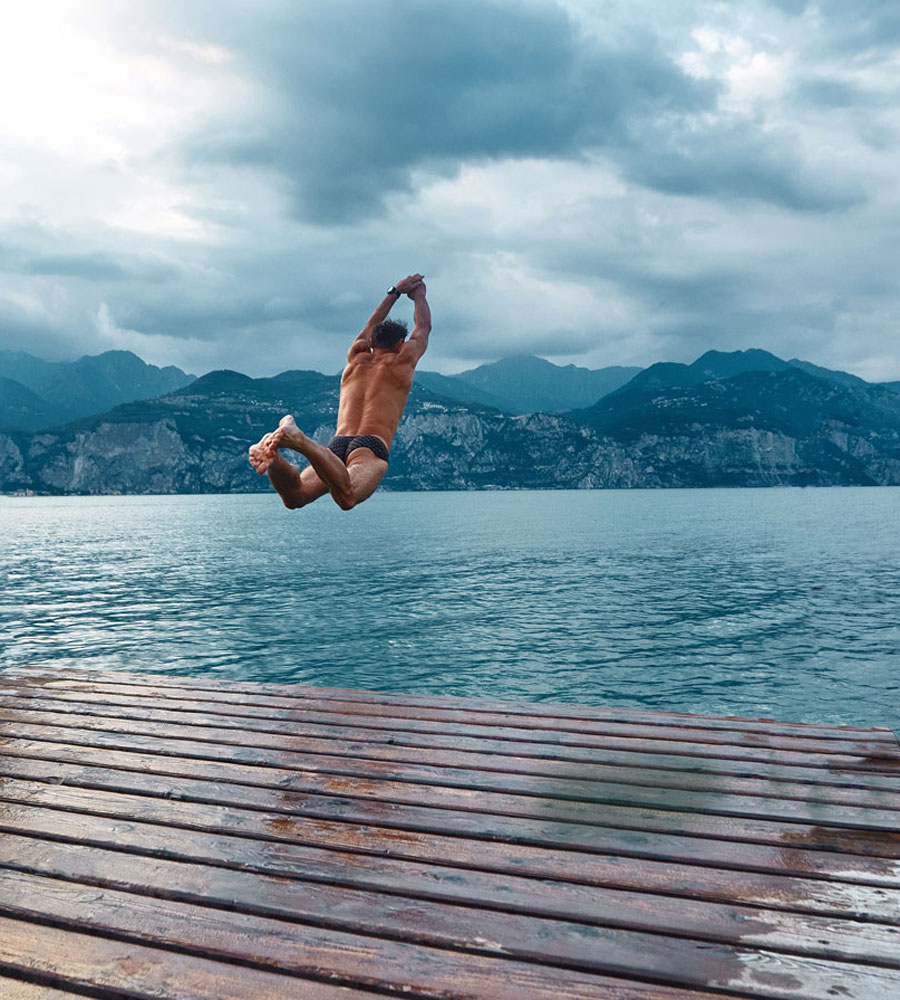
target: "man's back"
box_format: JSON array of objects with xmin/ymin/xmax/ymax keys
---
[{"xmin": 336, "ymin": 348, "xmax": 416, "ymax": 446}]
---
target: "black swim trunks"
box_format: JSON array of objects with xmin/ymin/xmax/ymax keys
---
[{"xmin": 327, "ymin": 434, "xmax": 390, "ymax": 464}]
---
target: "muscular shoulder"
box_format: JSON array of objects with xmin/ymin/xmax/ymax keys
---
[
  {"xmin": 345, "ymin": 350, "xmax": 373, "ymax": 369},
  {"xmin": 398, "ymin": 338, "xmax": 427, "ymax": 368},
  {"xmin": 380, "ymin": 351, "xmax": 416, "ymax": 383},
  {"xmin": 341, "ymin": 352, "xmax": 373, "ymax": 383},
  {"xmin": 346, "ymin": 340, "xmax": 371, "ymax": 364}
]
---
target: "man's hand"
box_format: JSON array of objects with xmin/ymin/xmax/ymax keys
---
[
  {"xmin": 407, "ymin": 279, "xmax": 426, "ymax": 300},
  {"xmin": 394, "ymin": 273, "xmax": 424, "ymax": 294}
]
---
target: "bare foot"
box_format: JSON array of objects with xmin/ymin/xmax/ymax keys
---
[
  {"xmin": 248, "ymin": 415, "xmax": 307, "ymax": 474},
  {"xmin": 249, "ymin": 440, "xmax": 274, "ymax": 474},
  {"xmin": 272, "ymin": 414, "xmax": 306, "ymax": 450}
]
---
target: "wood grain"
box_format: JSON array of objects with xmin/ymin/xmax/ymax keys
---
[
  {"xmin": 2, "ymin": 869, "xmax": 899, "ymax": 1000},
  {"xmin": 4, "ymin": 801, "xmax": 898, "ymax": 924},
  {"xmin": 5, "ymin": 711, "xmax": 900, "ymax": 809},
  {"xmin": 6, "ymin": 696, "xmax": 899, "ymax": 792},
  {"xmin": 1, "ymin": 665, "xmax": 897, "ymax": 999},
  {"xmin": 19, "ymin": 666, "xmax": 898, "ymax": 740}
]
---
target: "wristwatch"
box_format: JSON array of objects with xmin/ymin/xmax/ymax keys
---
[{"xmin": 387, "ymin": 285, "xmax": 400, "ymax": 298}]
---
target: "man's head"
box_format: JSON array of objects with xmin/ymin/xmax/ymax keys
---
[{"xmin": 372, "ymin": 319, "xmax": 408, "ymax": 350}]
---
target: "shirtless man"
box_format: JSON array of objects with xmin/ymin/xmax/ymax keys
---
[{"xmin": 248, "ymin": 274, "xmax": 431, "ymax": 510}]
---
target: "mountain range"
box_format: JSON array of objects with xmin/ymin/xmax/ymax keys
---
[
  {"xmin": 0, "ymin": 349, "xmax": 636, "ymax": 430},
  {"xmin": 2, "ymin": 347, "xmax": 899, "ymax": 493},
  {"xmin": 415, "ymin": 356, "xmax": 642, "ymax": 413},
  {"xmin": 0, "ymin": 349, "xmax": 196, "ymax": 430}
]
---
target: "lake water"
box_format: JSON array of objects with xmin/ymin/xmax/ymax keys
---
[{"xmin": 2, "ymin": 488, "xmax": 899, "ymax": 734}]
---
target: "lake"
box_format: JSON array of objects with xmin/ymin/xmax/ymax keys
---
[{"xmin": 2, "ymin": 487, "xmax": 899, "ymax": 734}]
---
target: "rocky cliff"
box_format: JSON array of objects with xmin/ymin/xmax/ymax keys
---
[{"xmin": 3, "ymin": 357, "xmax": 900, "ymax": 494}]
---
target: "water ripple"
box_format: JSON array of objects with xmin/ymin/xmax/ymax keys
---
[{"xmin": 2, "ymin": 488, "xmax": 899, "ymax": 732}]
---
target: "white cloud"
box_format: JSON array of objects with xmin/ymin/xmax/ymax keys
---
[
  {"xmin": 679, "ymin": 26, "xmax": 788, "ymax": 111},
  {"xmin": 158, "ymin": 36, "xmax": 232, "ymax": 66},
  {"xmin": 727, "ymin": 51, "xmax": 786, "ymax": 104}
]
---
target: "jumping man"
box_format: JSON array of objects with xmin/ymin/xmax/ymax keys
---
[{"xmin": 249, "ymin": 274, "xmax": 431, "ymax": 510}]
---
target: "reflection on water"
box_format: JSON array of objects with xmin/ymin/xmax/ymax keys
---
[{"xmin": 1, "ymin": 488, "xmax": 898, "ymax": 733}]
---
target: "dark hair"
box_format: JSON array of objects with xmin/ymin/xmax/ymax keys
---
[{"xmin": 372, "ymin": 319, "xmax": 408, "ymax": 349}]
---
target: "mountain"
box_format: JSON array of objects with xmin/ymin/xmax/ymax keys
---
[
  {"xmin": 787, "ymin": 357, "xmax": 871, "ymax": 390},
  {"xmin": 3, "ymin": 349, "xmax": 900, "ymax": 494},
  {"xmin": 575, "ymin": 362, "xmax": 900, "ymax": 486},
  {"xmin": 444, "ymin": 355, "xmax": 642, "ymax": 413},
  {"xmin": 610, "ymin": 348, "xmax": 790, "ymax": 396},
  {"xmin": 0, "ymin": 378, "xmax": 53, "ymax": 431},
  {"xmin": 0, "ymin": 368, "xmax": 597, "ymax": 494},
  {"xmin": 412, "ymin": 370, "xmax": 512, "ymax": 412},
  {"xmin": 0, "ymin": 349, "xmax": 196, "ymax": 428},
  {"xmin": 614, "ymin": 348, "xmax": 889, "ymax": 398}
]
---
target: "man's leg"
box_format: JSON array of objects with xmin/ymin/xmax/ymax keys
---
[
  {"xmin": 269, "ymin": 453, "xmax": 329, "ymax": 509},
  {"xmin": 261, "ymin": 415, "xmax": 360, "ymax": 505},
  {"xmin": 342, "ymin": 449, "xmax": 390, "ymax": 509},
  {"xmin": 252, "ymin": 416, "xmax": 389, "ymax": 509},
  {"xmin": 249, "ymin": 441, "xmax": 328, "ymax": 509}
]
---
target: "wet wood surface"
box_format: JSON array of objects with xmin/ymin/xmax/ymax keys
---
[{"xmin": 0, "ymin": 666, "xmax": 897, "ymax": 999}]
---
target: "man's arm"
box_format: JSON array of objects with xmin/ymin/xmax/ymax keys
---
[
  {"xmin": 349, "ymin": 274, "xmax": 424, "ymax": 360},
  {"xmin": 401, "ymin": 283, "xmax": 431, "ymax": 365}
]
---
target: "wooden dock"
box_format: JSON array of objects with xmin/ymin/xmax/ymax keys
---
[{"xmin": 0, "ymin": 667, "xmax": 898, "ymax": 999}]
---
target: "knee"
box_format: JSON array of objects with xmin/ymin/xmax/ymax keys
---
[
  {"xmin": 335, "ymin": 492, "xmax": 357, "ymax": 511},
  {"xmin": 282, "ymin": 493, "xmax": 307, "ymax": 510}
]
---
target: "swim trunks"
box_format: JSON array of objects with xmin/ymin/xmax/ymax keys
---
[{"xmin": 327, "ymin": 434, "xmax": 390, "ymax": 464}]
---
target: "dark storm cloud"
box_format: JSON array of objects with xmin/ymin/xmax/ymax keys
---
[
  {"xmin": 112, "ymin": 278, "xmax": 353, "ymax": 341},
  {"xmin": 793, "ymin": 77, "xmax": 865, "ymax": 110},
  {"xmin": 621, "ymin": 122, "xmax": 864, "ymax": 211},
  {"xmin": 0, "ymin": 221, "xmax": 182, "ymax": 284},
  {"xmin": 813, "ymin": 0, "xmax": 900, "ymax": 51},
  {"xmin": 24, "ymin": 253, "xmax": 130, "ymax": 280},
  {"xmin": 172, "ymin": 0, "xmax": 715, "ymax": 223},
  {"xmin": 23, "ymin": 252, "xmax": 179, "ymax": 283},
  {"xmin": 160, "ymin": 0, "xmax": 877, "ymax": 221},
  {"xmin": 764, "ymin": 0, "xmax": 809, "ymax": 15},
  {"xmin": 114, "ymin": 293, "xmax": 276, "ymax": 340}
]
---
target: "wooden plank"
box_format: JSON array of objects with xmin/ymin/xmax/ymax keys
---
[
  {"xmin": 1, "ymin": 776, "xmax": 898, "ymax": 887},
  {"xmin": 6, "ymin": 716, "xmax": 900, "ymax": 814},
  {"xmin": 5, "ymin": 696, "xmax": 898, "ymax": 792},
  {"xmin": 0, "ymin": 914, "xmax": 382, "ymax": 1000},
  {"xmin": 6, "ymin": 679, "xmax": 893, "ymax": 755},
  {"xmin": 2, "ymin": 744, "xmax": 899, "ymax": 845},
  {"xmin": 2, "ymin": 868, "xmax": 899, "ymax": 1000},
  {"xmin": 3, "ymin": 669, "xmax": 897, "ymax": 999},
  {"xmin": 16, "ymin": 667, "xmax": 895, "ymax": 741},
  {"xmin": 6, "ymin": 802, "xmax": 898, "ymax": 924},
  {"xmin": 0, "ymin": 873, "xmax": 739, "ymax": 1000},
  {"xmin": 4, "ymin": 833, "xmax": 900, "ymax": 967},
  {"xmin": 0, "ymin": 980, "xmax": 83, "ymax": 1000},
  {"xmin": 3, "ymin": 687, "xmax": 897, "ymax": 772}
]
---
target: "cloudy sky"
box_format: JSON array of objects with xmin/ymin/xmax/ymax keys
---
[{"xmin": 1, "ymin": 0, "xmax": 898, "ymax": 380}]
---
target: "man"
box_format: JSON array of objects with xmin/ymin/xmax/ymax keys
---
[{"xmin": 249, "ymin": 274, "xmax": 431, "ymax": 510}]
